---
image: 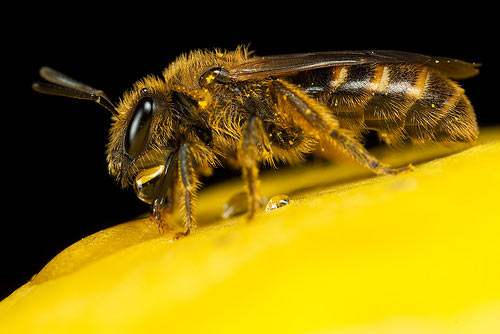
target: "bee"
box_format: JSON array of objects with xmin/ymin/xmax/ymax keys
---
[{"xmin": 33, "ymin": 46, "xmax": 479, "ymax": 238}]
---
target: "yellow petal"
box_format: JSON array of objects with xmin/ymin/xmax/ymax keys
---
[{"xmin": 1, "ymin": 128, "xmax": 500, "ymax": 333}]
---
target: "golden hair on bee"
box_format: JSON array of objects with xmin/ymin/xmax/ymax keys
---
[
  {"xmin": 162, "ymin": 46, "xmax": 251, "ymax": 89},
  {"xmin": 33, "ymin": 47, "xmax": 479, "ymax": 238}
]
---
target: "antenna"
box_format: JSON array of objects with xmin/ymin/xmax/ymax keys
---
[{"xmin": 32, "ymin": 67, "xmax": 118, "ymax": 116}]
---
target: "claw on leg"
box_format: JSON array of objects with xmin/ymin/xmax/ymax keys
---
[
  {"xmin": 382, "ymin": 163, "xmax": 415, "ymax": 175},
  {"xmin": 173, "ymin": 229, "xmax": 191, "ymax": 240}
]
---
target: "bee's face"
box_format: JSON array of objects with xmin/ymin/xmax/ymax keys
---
[{"xmin": 106, "ymin": 76, "xmax": 175, "ymax": 203}]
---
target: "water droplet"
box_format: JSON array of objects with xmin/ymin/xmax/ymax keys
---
[
  {"xmin": 221, "ymin": 191, "xmax": 248, "ymax": 219},
  {"xmin": 265, "ymin": 195, "xmax": 290, "ymax": 211}
]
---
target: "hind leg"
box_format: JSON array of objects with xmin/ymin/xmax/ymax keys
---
[
  {"xmin": 270, "ymin": 79, "xmax": 412, "ymax": 175},
  {"xmin": 328, "ymin": 129, "xmax": 413, "ymax": 175}
]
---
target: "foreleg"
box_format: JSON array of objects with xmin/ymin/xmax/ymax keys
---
[{"xmin": 149, "ymin": 153, "xmax": 178, "ymax": 234}]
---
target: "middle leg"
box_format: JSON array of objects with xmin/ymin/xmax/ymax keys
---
[
  {"xmin": 176, "ymin": 142, "xmax": 201, "ymax": 237},
  {"xmin": 238, "ymin": 116, "xmax": 271, "ymax": 219}
]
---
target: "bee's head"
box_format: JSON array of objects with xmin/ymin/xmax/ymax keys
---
[
  {"xmin": 33, "ymin": 68, "xmax": 178, "ymax": 205},
  {"xmin": 106, "ymin": 76, "xmax": 175, "ymax": 189}
]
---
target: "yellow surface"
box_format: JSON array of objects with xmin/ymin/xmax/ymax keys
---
[{"xmin": 1, "ymin": 128, "xmax": 500, "ymax": 333}]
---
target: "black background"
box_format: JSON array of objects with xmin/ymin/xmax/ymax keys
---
[{"xmin": 2, "ymin": 5, "xmax": 497, "ymax": 300}]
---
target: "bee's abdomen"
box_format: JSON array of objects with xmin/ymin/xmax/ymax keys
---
[
  {"xmin": 303, "ymin": 64, "xmax": 478, "ymax": 144},
  {"xmin": 400, "ymin": 67, "xmax": 478, "ymax": 143}
]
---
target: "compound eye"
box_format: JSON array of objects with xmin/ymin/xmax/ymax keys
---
[{"xmin": 125, "ymin": 97, "xmax": 154, "ymax": 157}]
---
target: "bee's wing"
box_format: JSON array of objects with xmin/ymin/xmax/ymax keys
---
[{"xmin": 227, "ymin": 50, "xmax": 480, "ymax": 81}]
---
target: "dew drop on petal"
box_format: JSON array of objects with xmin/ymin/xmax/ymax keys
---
[
  {"xmin": 265, "ymin": 194, "xmax": 290, "ymax": 211},
  {"xmin": 221, "ymin": 191, "xmax": 248, "ymax": 219}
]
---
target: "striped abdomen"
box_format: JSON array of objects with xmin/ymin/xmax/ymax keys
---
[{"xmin": 293, "ymin": 64, "xmax": 478, "ymax": 144}]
